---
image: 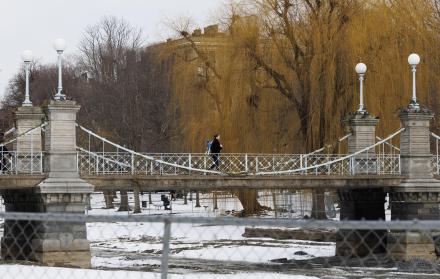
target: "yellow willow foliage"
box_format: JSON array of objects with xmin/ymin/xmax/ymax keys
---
[{"xmin": 151, "ymin": 0, "xmax": 440, "ymax": 153}]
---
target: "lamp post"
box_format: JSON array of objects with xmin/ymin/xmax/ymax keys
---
[
  {"xmin": 21, "ymin": 50, "xmax": 33, "ymax": 106},
  {"xmin": 408, "ymin": 53, "xmax": 420, "ymax": 109},
  {"xmin": 355, "ymin": 62, "xmax": 367, "ymax": 113},
  {"xmin": 53, "ymin": 38, "xmax": 66, "ymax": 100}
]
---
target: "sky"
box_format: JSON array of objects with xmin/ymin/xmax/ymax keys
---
[{"xmin": 0, "ymin": 0, "xmax": 224, "ymax": 98}]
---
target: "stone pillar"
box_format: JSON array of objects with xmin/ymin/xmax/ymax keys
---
[
  {"xmin": 133, "ymin": 187, "xmax": 141, "ymax": 214},
  {"xmin": 346, "ymin": 113, "xmax": 379, "ymax": 161},
  {"xmin": 13, "ymin": 106, "xmax": 44, "ymax": 173},
  {"xmin": 35, "ymin": 100, "xmax": 94, "ymax": 267},
  {"xmin": 337, "ymin": 112, "xmax": 386, "ymax": 257},
  {"xmin": 387, "ymin": 108, "xmax": 440, "ymax": 261}
]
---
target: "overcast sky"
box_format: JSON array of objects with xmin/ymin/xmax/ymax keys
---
[{"xmin": 0, "ymin": 0, "xmax": 224, "ymax": 98}]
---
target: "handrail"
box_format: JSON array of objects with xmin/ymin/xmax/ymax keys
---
[
  {"xmin": 431, "ymin": 132, "xmax": 440, "ymax": 140},
  {"xmin": 376, "ymin": 136, "xmax": 400, "ymax": 152},
  {"xmin": 256, "ymin": 128, "xmax": 404, "ymax": 175},
  {"xmin": 4, "ymin": 127, "xmax": 15, "ymax": 136},
  {"xmin": 76, "ymin": 124, "xmax": 223, "ymax": 174},
  {"xmin": 304, "ymin": 133, "xmax": 351, "ymax": 156},
  {"xmin": 1, "ymin": 122, "xmax": 47, "ymax": 147}
]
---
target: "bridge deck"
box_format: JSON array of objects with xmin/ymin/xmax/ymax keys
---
[
  {"xmin": 0, "ymin": 174, "xmax": 404, "ymax": 191},
  {"xmin": 83, "ymin": 174, "xmax": 405, "ymax": 191}
]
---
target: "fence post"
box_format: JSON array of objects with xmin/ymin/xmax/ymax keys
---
[
  {"xmin": 350, "ymin": 156, "xmax": 354, "ymax": 175},
  {"xmin": 326, "ymin": 155, "xmax": 330, "ymax": 175},
  {"xmin": 188, "ymin": 153, "xmax": 192, "ymax": 175},
  {"xmin": 255, "ymin": 156, "xmax": 259, "ymax": 174},
  {"xmin": 95, "ymin": 155, "xmax": 99, "ymax": 175},
  {"xmin": 161, "ymin": 219, "xmax": 172, "ymax": 279},
  {"xmin": 366, "ymin": 149, "xmax": 369, "ymax": 174},
  {"xmin": 434, "ymin": 138, "xmax": 439, "ymax": 174},
  {"xmin": 131, "ymin": 153, "xmax": 135, "ymax": 175},
  {"xmin": 30, "ymin": 133, "xmax": 33, "ymax": 174},
  {"xmin": 40, "ymin": 151, "xmax": 43, "ymax": 174},
  {"xmin": 245, "ymin": 154, "xmax": 248, "ymax": 173},
  {"xmin": 160, "ymin": 154, "xmax": 164, "ymax": 175}
]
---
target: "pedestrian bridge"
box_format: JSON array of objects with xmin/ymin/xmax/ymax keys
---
[
  {"xmin": 0, "ymin": 124, "xmax": 405, "ymax": 176},
  {"xmin": 0, "ymin": 122, "xmax": 436, "ymax": 191}
]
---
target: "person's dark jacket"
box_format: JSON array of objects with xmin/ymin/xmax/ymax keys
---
[{"xmin": 210, "ymin": 138, "xmax": 222, "ymax": 154}]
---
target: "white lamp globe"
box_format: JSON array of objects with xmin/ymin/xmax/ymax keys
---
[
  {"xmin": 408, "ymin": 53, "xmax": 420, "ymax": 66},
  {"xmin": 21, "ymin": 50, "xmax": 33, "ymax": 63},
  {"xmin": 355, "ymin": 63, "xmax": 367, "ymax": 74},
  {"xmin": 53, "ymin": 38, "xmax": 67, "ymax": 52}
]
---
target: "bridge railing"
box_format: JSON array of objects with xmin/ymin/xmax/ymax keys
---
[
  {"xmin": 78, "ymin": 151, "xmax": 401, "ymax": 176},
  {"xmin": 76, "ymin": 124, "xmax": 403, "ymax": 176},
  {"xmin": 431, "ymin": 132, "xmax": 440, "ymax": 175},
  {"xmin": 0, "ymin": 151, "xmax": 43, "ymax": 175}
]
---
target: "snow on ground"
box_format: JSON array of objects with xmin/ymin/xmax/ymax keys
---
[
  {"xmin": 0, "ymin": 265, "xmax": 319, "ymax": 279},
  {"xmin": 86, "ymin": 192, "xmax": 335, "ymax": 271},
  {"xmin": 0, "ymin": 192, "xmax": 335, "ymax": 278}
]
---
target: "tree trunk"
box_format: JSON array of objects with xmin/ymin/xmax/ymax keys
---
[
  {"xmin": 133, "ymin": 187, "xmax": 141, "ymax": 214},
  {"xmin": 104, "ymin": 190, "xmax": 115, "ymax": 209},
  {"xmin": 195, "ymin": 192, "xmax": 201, "ymax": 207},
  {"xmin": 237, "ymin": 190, "xmax": 265, "ymax": 216},
  {"xmin": 213, "ymin": 192, "xmax": 218, "ymax": 210},
  {"xmin": 118, "ymin": 190, "xmax": 130, "ymax": 211}
]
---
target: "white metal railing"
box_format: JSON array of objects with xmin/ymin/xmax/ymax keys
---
[
  {"xmin": 77, "ymin": 123, "xmax": 403, "ymax": 176},
  {"xmin": 78, "ymin": 152, "xmax": 401, "ymax": 176},
  {"xmin": 0, "ymin": 122, "xmax": 47, "ymax": 175},
  {"xmin": 0, "ymin": 151, "xmax": 43, "ymax": 175},
  {"xmin": 431, "ymin": 132, "xmax": 440, "ymax": 175}
]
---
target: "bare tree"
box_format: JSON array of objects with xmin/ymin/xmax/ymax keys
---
[{"xmin": 78, "ymin": 16, "xmax": 143, "ymax": 83}]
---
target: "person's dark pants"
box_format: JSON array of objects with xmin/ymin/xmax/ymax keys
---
[{"xmin": 210, "ymin": 154, "xmax": 220, "ymax": 170}]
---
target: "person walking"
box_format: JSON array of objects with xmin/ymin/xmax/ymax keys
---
[{"xmin": 209, "ymin": 134, "xmax": 223, "ymax": 170}]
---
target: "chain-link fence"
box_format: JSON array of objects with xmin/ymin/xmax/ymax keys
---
[{"xmin": 1, "ymin": 209, "xmax": 440, "ymax": 279}]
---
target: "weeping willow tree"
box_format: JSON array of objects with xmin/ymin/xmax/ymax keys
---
[{"xmin": 156, "ymin": 0, "xmax": 440, "ymax": 216}]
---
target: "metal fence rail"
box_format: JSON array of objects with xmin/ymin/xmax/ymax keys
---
[{"xmin": 2, "ymin": 212, "xmax": 440, "ymax": 278}]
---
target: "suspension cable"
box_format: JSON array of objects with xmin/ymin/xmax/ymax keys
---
[{"xmin": 256, "ymin": 128, "xmax": 404, "ymax": 175}]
